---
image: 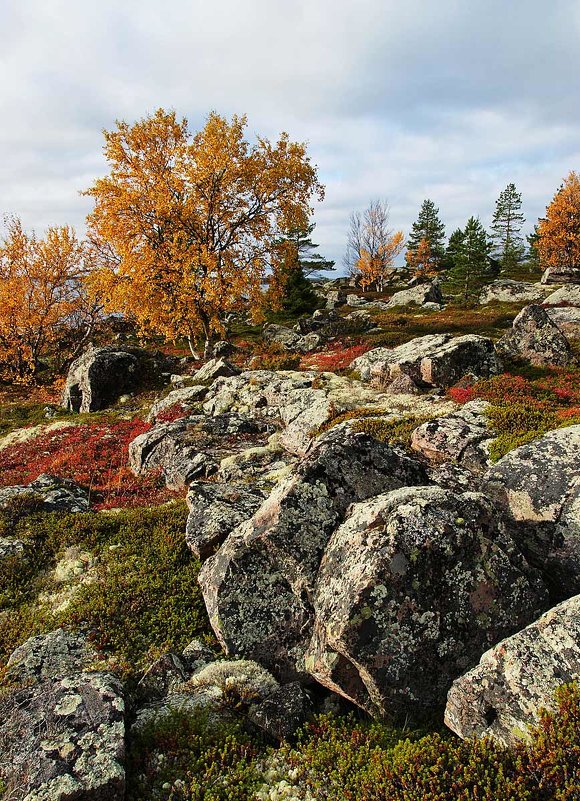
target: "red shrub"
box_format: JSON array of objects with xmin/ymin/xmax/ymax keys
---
[
  {"xmin": 303, "ymin": 342, "xmax": 372, "ymax": 372},
  {"xmin": 155, "ymin": 403, "xmax": 191, "ymax": 423},
  {"xmin": 0, "ymin": 418, "xmax": 179, "ymax": 510}
]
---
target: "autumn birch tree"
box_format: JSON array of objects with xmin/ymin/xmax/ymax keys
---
[
  {"xmin": 344, "ymin": 200, "xmax": 404, "ymax": 291},
  {"xmin": 84, "ymin": 109, "xmax": 324, "ymax": 355},
  {"xmin": 537, "ymin": 171, "xmax": 580, "ymax": 280}
]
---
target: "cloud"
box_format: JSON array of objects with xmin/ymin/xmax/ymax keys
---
[{"xmin": 0, "ymin": 0, "xmax": 579, "ymax": 267}]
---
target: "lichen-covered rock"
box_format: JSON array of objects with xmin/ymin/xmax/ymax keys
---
[
  {"xmin": 0, "ymin": 630, "xmax": 125, "ymax": 801},
  {"xmin": 541, "ymin": 264, "xmax": 580, "ymax": 284},
  {"xmin": 305, "ymin": 486, "xmax": 547, "ymax": 718},
  {"xmin": 495, "ymin": 304, "xmax": 573, "ymax": 366},
  {"xmin": 445, "ymin": 595, "xmax": 580, "ymax": 746},
  {"xmin": 386, "ymin": 281, "xmax": 443, "ymax": 308},
  {"xmin": 544, "ymin": 305, "xmax": 580, "ymax": 339},
  {"xmin": 186, "ymin": 481, "xmax": 267, "ymax": 560},
  {"xmin": 411, "ymin": 401, "xmax": 494, "ymax": 473},
  {"xmin": 147, "ymin": 384, "xmax": 208, "ymax": 422},
  {"xmin": 479, "ymin": 280, "xmax": 548, "ymax": 305},
  {"xmin": 248, "ymin": 682, "xmax": 313, "ymax": 741},
  {"xmin": 262, "ymin": 324, "xmax": 302, "ymax": 350},
  {"xmin": 0, "ymin": 474, "xmax": 90, "ymax": 513},
  {"xmin": 350, "ymin": 334, "xmax": 502, "ymax": 391},
  {"xmin": 199, "ymin": 427, "xmax": 428, "ymax": 681},
  {"xmin": 543, "ymin": 283, "xmax": 580, "ymax": 306},
  {"xmin": 483, "ymin": 426, "xmax": 580, "ymax": 598},
  {"xmin": 61, "ymin": 345, "xmax": 156, "ymax": 413},
  {"xmin": 0, "ymin": 536, "xmax": 25, "ymax": 562},
  {"xmin": 191, "ymin": 357, "xmax": 239, "ymax": 383}
]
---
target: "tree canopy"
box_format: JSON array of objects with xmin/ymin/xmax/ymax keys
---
[
  {"xmin": 537, "ymin": 171, "xmax": 580, "ymax": 275},
  {"xmin": 344, "ymin": 200, "xmax": 404, "ymax": 291},
  {"xmin": 445, "ymin": 217, "xmax": 492, "ymax": 303},
  {"xmin": 490, "ymin": 183, "xmax": 525, "ymax": 273},
  {"xmin": 406, "ymin": 199, "xmax": 446, "ymax": 273},
  {"xmin": 85, "ymin": 109, "xmax": 324, "ymax": 352}
]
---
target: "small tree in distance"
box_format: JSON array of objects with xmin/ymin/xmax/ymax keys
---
[
  {"xmin": 490, "ymin": 183, "xmax": 525, "ymax": 274},
  {"xmin": 537, "ymin": 171, "xmax": 580, "ymax": 280},
  {"xmin": 344, "ymin": 200, "xmax": 404, "ymax": 291},
  {"xmin": 446, "ymin": 216, "xmax": 492, "ymax": 303},
  {"xmin": 406, "ymin": 198, "xmax": 446, "ymax": 274}
]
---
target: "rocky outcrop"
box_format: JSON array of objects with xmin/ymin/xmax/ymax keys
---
[
  {"xmin": 198, "ymin": 427, "xmax": 428, "ymax": 682},
  {"xmin": 186, "ymin": 482, "xmax": 267, "ymax": 560},
  {"xmin": 61, "ymin": 345, "xmax": 164, "ymax": 413},
  {"xmin": 445, "ymin": 595, "xmax": 580, "ymax": 746},
  {"xmin": 248, "ymin": 681, "xmax": 313, "ymax": 742},
  {"xmin": 410, "ymin": 401, "xmax": 494, "ymax": 474},
  {"xmin": 350, "ymin": 334, "xmax": 502, "ymax": 391},
  {"xmin": 0, "ymin": 629, "xmax": 125, "ymax": 801},
  {"xmin": 385, "ymin": 281, "xmax": 443, "ymax": 308},
  {"xmin": 483, "ymin": 425, "xmax": 580, "ymax": 598},
  {"xmin": 0, "ymin": 473, "xmax": 90, "ymax": 513},
  {"xmin": 305, "ymin": 486, "xmax": 547, "ymax": 718},
  {"xmin": 543, "ymin": 284, "xmax": 580, "ymax": 306},
  {"xmin": 478, "ymin": 280, "xmax": 548, "ymax": 305},
  {"xmin": 191, "ymin": 357, "xmax": 239, "ymax": 383},
  {"xmin": 495, "ymin": 304, "xmax": 573, "ymax": 366},
  {"xmin": 147, "ymin": 384, "xmax": 208, "ymax": 423},
  {"xmin": 541, "ymin": 265, "xmax": 580, "ymax": 284},
  {"xmin": 544, "ymin": 305, "xmax": 580, "ymax": 339}
]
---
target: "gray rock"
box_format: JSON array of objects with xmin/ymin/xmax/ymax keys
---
[
  {"xmin": 248, "ymin": 682, "xmax": 313, "ymax": 741},
  {"xmin": 541, "ymin": 265, "xmax": 580, "ymax": 284},
  {"xmin": 0, "ymin": 537, "xmax": 25, "ymax": 562},
  {"xmin": 0, "ymin": 474, "xmax": 90, "ymax": 513},
  {"xmin": 445, "ymin": 595, "xmax": 580, "ymax": 746},
  {"xmin": 544, "ymin": 305, "xmax": 580, "ymax": 339},
  {"xmin": 306, "ymin": 486, "xmax": 547, "ymax": 718},
  {"xmin": 411, "ymin": 401, "xmax": 494, "ymax": 474},
  {"xmin": 61, "ymin": 345, "xmax": 153, "ymax": 413},
  {"xmin": 0, "ymin": 630, "xmax": 125, "ymax": 801},
  {"xmin": 479, "ymin": 280, "xmax": 549, "ymax": 305},
  {"xmin": 147, "ymin": 385, "xmax": 208, "ymax": 422},
  {"xmin": 186, "ymin": 482, "xmax": 267, "ymax": 560},
  {"xmin": 191, "ymin": 358, "xmax": 239, "ymax": 384},
  {"xmin": 543, "ymin": 284, "xmax": 580, "ymax": 306},
  {"xmin": 495, "ymin": 304, "xmax": 573, "ymax": 366},
  {"xmin": 262, "ymin": 324, "xmax": 302, "ymax": 350},
  {"xmin": 483, "ymin": 425, "xmax": 580, "ymax": 598},
  {"xmin": 136, "ymin": 652, "xmax": 190, "ymax": 703},
  {"xmin": 386, "ymin": 281, "xmax": 443, "ymax": 308},
  {"xmin": 325, "ymin": 289, "xmax": 347, "ymax": 309},
  {"xmin": 198, "ymin": 427, "xmax": 428, "ymax": 681},
  {"xmin": 350, "ymin": 334, "xmax": 502, "ymax": 391}
]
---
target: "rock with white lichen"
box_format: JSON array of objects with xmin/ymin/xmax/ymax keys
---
[{"xmin": 445, "ymin": 594, "xmax": 580, "ymax": 746}]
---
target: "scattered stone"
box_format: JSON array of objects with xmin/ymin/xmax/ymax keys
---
[
  {"xmin": 495, "ymin": 304, "xmax": 573, "ymax": 366},
  {"xmin": 248, "ymin": 682, "xmax": 313, "ymax": 741},
  {"xmin": 479, "ymin": 280, "xmax": 548, "ymax": 305},
  {"xmin": 199, "ymin": 427, "xmax": 428, "ymax": 681},
  {"xmin": 186, "ymin": 481, "xmax": 267, "ymax": 560},
  {"xmin": 543, "ymin": 284, "xmax": 580, "ymax": 306},
  {"xmin": 445, "ymin": 594, "xmax": 580, "ymax": 746},
  {"xmin": 350, "ymin": 334, "xmax": 502, "ymax": 391},
  {"xmin": 411, "ymin": 401, "xmax": 494, "ymax": 473},
  {"xmin": 306, "ymin": 486, "xmax": 547, "ymax": 718},
  {"xmin": 541, "ymin": 265, "xmax": 580, "ymax": 284},
  {"xmin": 0, "ymin": 537, "xmax": 25, "ymax": 562},
  {"xmin": 136, "ymin": 652, "xmax": 190, "ymax": 703},
  {"xmin": 191, "ymin": 358, "xmax": 239, "ymax": 384},
  {"xmin": 386, "ymin": 281, "xmax": 443, "ymax": 308},
  {"xmin": 544, "ymin": 305, "xmax": 580, "ymax": 339},
  {"xmin": 147, "ymin": 385, "xmax": 208, "ymax": 422},
  {"xmin": 61, "ymin": 345, "xmax": 158, "ymax": 413},
  {"xmin": 0, "ymin": 474, "xmax": 90, "ymax": 513}
]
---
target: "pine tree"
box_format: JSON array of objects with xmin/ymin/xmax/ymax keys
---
[
  {"xmin": 406, "ymin": 199, "xmax": 446, "ymax": 269},
  {"xmin": 283, "ymin": 222, "xmax": 335, "ymax": 276},
  {"xmin": 446, "ymin": 217, "xmax": 492, "ymax": 303},
  {"xmin": 444, "ymin": 227, "xmax": 465, "ymax": 272},
  {"xmin": 490, "ymin": 183, "xmax": 525, "ymax": 274}
]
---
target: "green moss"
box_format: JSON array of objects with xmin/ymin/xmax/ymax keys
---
[
  {"xmin": 485, "ymin": 403, "xmax": 580, "ymax": 461},
  {"xmin": 352, "ymin": 414, "xmax": 434, "ymax": 448}
]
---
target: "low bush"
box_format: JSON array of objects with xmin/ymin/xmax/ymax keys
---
[
  {"xmin": 352, "ymin": 414, "xmax": 434, "ymax": 448},
  {"xmin": 302, "ymin": 341, "xmax": 371, "ymax": 372}
]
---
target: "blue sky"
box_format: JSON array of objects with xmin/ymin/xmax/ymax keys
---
[{"xmin": 1, "ymin": 0, "xmax": 579, "ymax": 270}]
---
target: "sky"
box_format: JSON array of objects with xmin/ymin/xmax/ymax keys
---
[{"xmin": 1, "ymin": 0, "xmax": 579, "ymax": 271}]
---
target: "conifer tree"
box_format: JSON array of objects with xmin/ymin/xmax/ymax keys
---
[
  {"xmin": 444, "ymin": 227, "xmax": 465, "ymax": 271},
  {"xmin": 446, "ymin": 217, "xmax": 492, "ymax": 303},
  {"xmin": 406, "ymin": 199, "xmax": 446, "ymax": 270},
  {"xmin": 283, "ymin": 222, "xmax": 335, "ymax": 276},
  {"xmin": 490, "ymin": 183, "xmax": 525, "ymax": 273}
]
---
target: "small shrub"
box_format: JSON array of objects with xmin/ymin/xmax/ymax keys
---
[{"xmin": 352, "ymin": 414, "xmax": 434, "ymax": 448}]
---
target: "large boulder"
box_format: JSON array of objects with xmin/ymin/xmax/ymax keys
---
[
  {"xmin": 495, "ymin": 304, "xmax": 573, "ymax": 366},
  {"xmin": 483, "ymin": 425, "xmax": 580, "ymax": 598},
  {"xmin": 61, "ymin": 345, "xmax": 159, "ymax": 413},
  {"xmin": 0, "ymin": 630, "xmax": 125, "ymax": 801},
  {"xmin": 543, "ymin": 284, "xmax": 580, "ymax": 306},
  {"xmin": 386, "ymin": 281, "xmax": 443, "ymax": 308},
  {"xmin": 350, "ymin": 334, "xmax": 502, "ymax": 391},
  {"xmin": 191, "ymin": 357, "xmax": 239, "ymax": 383},
  {"xmin": 198, "ymin": 427, "xmax": 428, "ymax": 681},
  {"xmin": 445, "ymin": 595, "xmax": 580, "ymax": 746},
  {"xmin": 410, "ymin": 401, "xmax": 494, "ymax": 474},
  {"xmin": 0, "ymin": 473, "xmax": 90, "ymax": 513},
  {"xmin": 478, "ymin": 280, "xmax": 548, "ymax": 305},
  {"xmin": 305, "ymin": 486, "xmax": 547, "ymax": 718},
  {"xmin": 541, "ymin": 264, "xmax": 580, "ymax": 284},
  {"xmin": 544, "ymin": 305, "xmax": 580, "ymax": 339}
]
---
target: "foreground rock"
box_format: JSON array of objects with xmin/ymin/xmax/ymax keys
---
[
  {"xmin": 544, "ymin": 305, "xmax": 580, "ymax": 339},
  {"xmin": 445, "ymin": 595, "xmax": 580, "ymax": 746},
  {"xmin": 306, "ymin": 486, "xmax": 547, "ymax": 718},
  {"xmin": 350, "ymin": 334, "xmax": 502, "ymax": 391},
  {"xmin": 0, "ymin": 629, "xmax": 125, "ymax": 801},
  {"xmin": 483, "ymin": 425, "xmax": 580, "ymax": 597},
  {"xmin": 0, "ymin": 473, "xmax": 90, "ymax": 513},
  {"xmin": 62, "ymin": 345, "xmax": 167, "ymax": 413},
  {"xmin": 385, "ymin": 281, "xmax": 443, "ymax": 308},
  {"xmin": 543, "ymin": 283, "xmax": 580, "ymax": 306},
  {"xmin": 410, "ymin": 401, "xmax": 494, "ymax": 474},
  {"xmin": 147, "ymin": 384, "xmax": 208, "ymax": 423},
  {"xmin": 495, "ymin": 304, "xmax": 573, "ymax": 366},
  {"xmin": 479, "ymin": 279, "xmax": 548, "ymax": 305},
  {"xmin": 199, "ymin": 427, "xmax": 428, "ymax": 681}
]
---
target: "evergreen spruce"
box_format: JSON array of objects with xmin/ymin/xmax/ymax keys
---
[
  {"xmin": 444, "ymin": 227, "xmax": 465, "ymax": 271},
  {"xmin": 446, "ymin": 217, "xmax": 492, "ymax": 302},
  {"xmin": 283, "ymin": 222, "xmax": 335, "ymax": 276},
  {"xmin": 406, "ymin": 199, "xmax": 446, "ymax": 268},
  {"xmin": 490, "ymin": 183, "xmax": 525, "ymax": 274},
  {"xmin": 279, "ymin": 264, "xmax": 320, "ymax": 315}
]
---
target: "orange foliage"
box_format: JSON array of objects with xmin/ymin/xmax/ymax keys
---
[
  {"xmin": 405, "ymin": 237, "xmax": 438, "ymax": 278},
  {"xmin": 85, "ymin": 109, "xmax": 324, "ymax": 353},
  {"xmin": 537, "ymin": 171, "xmax": 580, "ymax": 272},
  {"xmin": 355, "ymin": 231, "xmax": 404, "ymax": 291},
  {"xmin": 0, "ymin": 218, "xmax": 97, "ymax": 382}
]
